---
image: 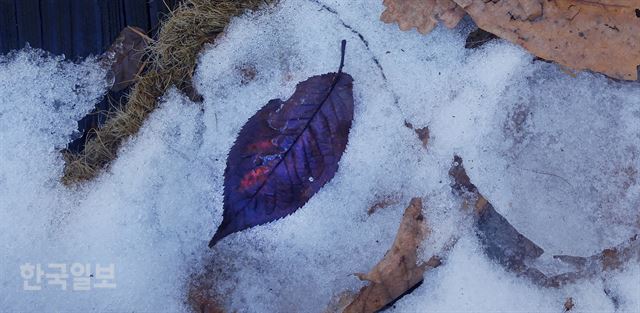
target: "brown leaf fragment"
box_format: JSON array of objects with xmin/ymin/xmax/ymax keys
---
[
  {"xmin": 475, "ymin": 198, "xmax": 544, "ymax": 271},
  {"xmin": 449, "ymin": 156, "xmax": 544, "ymax": 273},
  {"xmin": 602, "ymin": 248, "xmax": 624, "ymax": 270},
  {"xmin": 414, "ymin": 127, "xmax": 430, "ymax": 148},
  {"xmin": 381, "ymin": 0, "xmax": 466, "ymax": 34},
  {"xmin": 449, "ymin": 155, "xmax": 640, "ymax": 288},
  {"xmin": 64, "ymin": 27, "xmax": 150, "ymax": 154},
  {"xmin": 404, "ymin": 121, "xmax": 430, "ymax": 148},
  {"xmin": 465, "ymin": 28, "xmax": 498, "ymax": 49},
  {"xmin": 103, "ymin": 26, "xmax": 150, "ymax": 92},
  {"xmin": 345, "ymin": 197, "xmax": 435, "ymax": 313},
  {"xmin": 367, "ymin": 195, "xmax": 401, "ymax": 215},
  {"xmin": 564, "ymin": 297, "xmax": 575, "ymax": 312},
  {"xmin": 452, "ymin": 0, "xmax": 640, "ymax": 80},
  {"xmin": 449, "ymin": 155, "xmax": 478, "ymax": 194},
  {"xmin": 548, "ymin": 234, "xmax": 640, "ymax": 286}
]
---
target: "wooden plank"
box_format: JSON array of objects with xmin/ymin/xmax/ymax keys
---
[
  {"xmin": 147, "ymin": 0, "xmax": 161, "ymax": 35},
  {"xmin": 71, "ymin": 0, "xmax": 102, "ymax": 57},
  {"xmin": 15, "ymin": 0, "xmax": 42, "ymax": 50},
  {"xmin": 104, "ymin": 0, "xmax": 117, "ymax": 48},
  {"xmin": 107, "ymin": 0, "xmax": 126, "ymax": 49},
  {"xmin": 2, "ymin": 0, "xmax": 183, "ymax": 57},
  {"xmin": 40, "ymin": 0, "xmax": 73, "ymax": 57},
  {"xmin": 123, "ymin": 0, "xmax": 149, "ymax": 30},
  {"xmin": 0, "ymin": 0, "xmax": 18, "ymax": 53},
  {"xmin": 96, "ymin": 0, "xmax": 110, "ymax": 54}
]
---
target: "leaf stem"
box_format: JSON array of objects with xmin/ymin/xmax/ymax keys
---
[{"xmin": 338, "ymin": 39, "xmax": 346, "ymax": 73}]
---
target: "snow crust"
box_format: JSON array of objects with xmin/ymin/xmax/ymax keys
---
[{"xmin": 0, "ymin": 0, "xmax": 638, "ymax": 312}]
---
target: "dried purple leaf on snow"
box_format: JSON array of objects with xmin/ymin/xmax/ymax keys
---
[{"xmin": 210, "ymin": 41, "xmax": 354, "ymax": 247}]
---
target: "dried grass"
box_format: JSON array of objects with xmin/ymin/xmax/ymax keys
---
[{"xmin": 62, "ymin": 0, "xmax": 274, "ymax": 185}]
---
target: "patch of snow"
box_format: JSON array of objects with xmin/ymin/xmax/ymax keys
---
[
  {"xmin": 0, "ymin": 50, "xmax": 212, "ymax": 311},
  {"xmin": 0, "ymin": 0, "xmax": 638, "ymax": 312}
]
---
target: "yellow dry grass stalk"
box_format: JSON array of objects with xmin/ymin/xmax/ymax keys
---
[{"xmin": 62, "ymin": 0, "xmax": 274, "ymax": 185}]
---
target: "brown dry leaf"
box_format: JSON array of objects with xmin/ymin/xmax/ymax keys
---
[
  {"xmin": 449, "ymin": 156, "xmax": 544, "ymax": 273},
  {"xmin": 452, "ymin": 0, "xmax": 640, "ymax": 80},
  {"xmin": 381, "ymin": 0, "xmax": 466, "ymax": 34},
  {"xmin": 549, "ymin": 234, "xmax": 640, "ymax": 286},
  {"xmin": 103, "ymin": 27, "xmax": 150, "ymax": 92},
  {"xmin": 344, "ymin": 197, "xmax": 437, "ymax": 313},
  {"xmin": 449, "ymin": 155, "xmax": 640, "ymax": 288}
]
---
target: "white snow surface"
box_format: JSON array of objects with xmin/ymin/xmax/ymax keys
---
[{"xmin": 1, "ymin": 0, "xmax": 639, "ymax": 312}]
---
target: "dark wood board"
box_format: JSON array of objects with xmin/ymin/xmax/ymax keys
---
[{"xmin": 1, "ymin": 0, "xmax": 180, "ymax": 58}]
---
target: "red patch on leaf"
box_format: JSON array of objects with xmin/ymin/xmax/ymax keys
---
[
  {"xmin": 239, "ymin": 166, "xmax": 271, "ymax": 192},
  {"xmin": 247, "ymin": 140, "xmax": 274, "ymax": 153}
]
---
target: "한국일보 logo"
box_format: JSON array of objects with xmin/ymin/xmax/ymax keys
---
[{"xmin": 19, "ymin": 263, "xmax": 116, "ymax": 291}]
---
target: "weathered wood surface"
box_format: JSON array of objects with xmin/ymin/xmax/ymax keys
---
[{"xmin": 0, "ymin": 0, "xmax": 179, "ymax": 58}]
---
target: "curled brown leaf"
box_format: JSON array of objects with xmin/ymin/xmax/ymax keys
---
[
  {"xmin": 382, "ymin": 0, "xmax": 640, "ymax": 80},
  {"xmin": 103, "ymin": 27, "xmax": 150, "ymax": 92},
  {"xmin": 449, "ymin": 155, "xmax": 640, "ymax": 288},
  {"xmin": 453, "ymin": 0, "xmax": 640, "ymax": 80},
  {"xmin": 344, "ymin": 197, "xmax": 435, "ymax": 313}
]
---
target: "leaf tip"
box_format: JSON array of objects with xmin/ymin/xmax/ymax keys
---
[
  {"xmin": 208, "ymin": 235, "xmax": 219, "ymax": 248},
  {"xmin": 208, "ymin": 226, "xmax": 229, "ymax": 248}
]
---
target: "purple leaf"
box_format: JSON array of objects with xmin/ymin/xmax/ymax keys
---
[{"xmin": 209, "ymin": 41, "xmax": 354, "ymax": 247}]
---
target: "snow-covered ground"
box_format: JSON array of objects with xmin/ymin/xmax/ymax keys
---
[{"xmin": 1, "ymin": 0, "xmax": 638, "ymax": 312}]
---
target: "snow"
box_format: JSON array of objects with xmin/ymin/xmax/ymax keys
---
[
  {"xmin": 1, "ymin": 50, "xmax": 214, "ymax": 311},
  {"xmin": 1, "ymin": 0, "xmax": 639, "ymax": 312}
]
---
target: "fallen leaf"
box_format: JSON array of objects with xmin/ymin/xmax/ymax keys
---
[
  {"xmin": 209, "ymin": 41, "xmax": 355, "ymax": 247},
  {"xmin": 65, "ymin": 27, "xmax": 149, "ymax": 154},
  {"xmin": 103, "ymin": 26, "xmax": 150, "ymax": 92},
  {"xmin": 381, "ymin": 0, "xmax": 466, "ymax": 34},
  {"xmin": 344, "ymin": 198, "xmax": 438, "ymax": 313},
  {"xmin": 449, "ymin": 156, "xmax": 544, "ymax": 273},
  {"xmin": 548, "ymin": 234, "xmax": 640, "ymax": 286},
  {"xmin": 382, "ymin": 0, "xmax": 640, "ymax": 80},
  {"xmin": 449, "ymin": 155, "xmax": 640, "ymax": 287},
  {"xmin": 453, "ymin": 0, "xmax": 640, "ymax": 80}
]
